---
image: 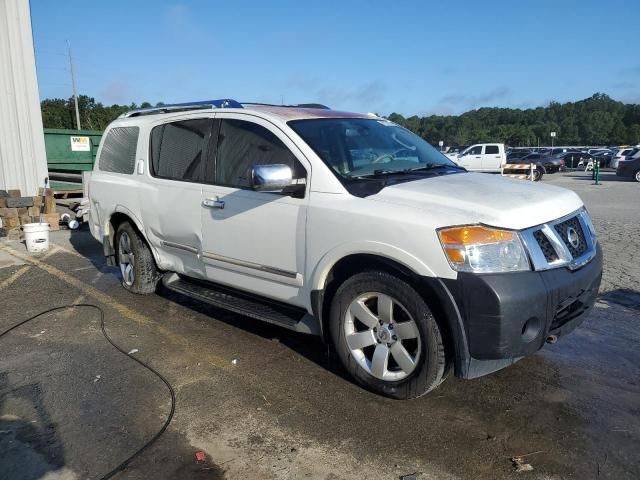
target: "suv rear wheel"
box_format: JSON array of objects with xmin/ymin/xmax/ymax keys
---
[
  {"xmin": 330, "ymin": 271, "xmax": 446, "ymax": 399},
  {"xmin": 115, "ymin": 222, "xmax": 159, "ymax": 294}
]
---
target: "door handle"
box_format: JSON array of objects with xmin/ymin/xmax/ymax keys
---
[{"xmin": 202, "ymin": 197, "xmax": 225, "ymax": 209}]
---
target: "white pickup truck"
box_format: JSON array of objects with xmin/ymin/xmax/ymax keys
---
[
  {"xmin": 453, "ymin": 143, "xmax": 506, "ymax": 172},
  {"xmin": 88, "ymin": 101, "xmax": 602, "ymax": 399}
]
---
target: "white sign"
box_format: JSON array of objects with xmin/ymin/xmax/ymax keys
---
[
  {"xmin": 438, "ymin": 140, "xmax": 444, "ymax": 147},
  {"xmin": 550, "ymin": 132, "xmax": 556, "ymax": 137},
  {"xmin": 70, "ymin": 136, "xmax": 90, "ymax": 152}
]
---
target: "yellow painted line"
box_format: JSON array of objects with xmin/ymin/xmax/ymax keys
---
[
  {"xmin": 2, "ymin": 244, "xmax": 152, "ymax": 326},
  {"xmin": 0, "ymin": 244, "xmax": 230, "ymax": 370},
  {"xmin": 47, "ymin": 242, "xmax": 88, "ymax": 260},
  {"xmin": 41, "ymin": 245, "xmax": 62, "ymax": 260},
  {"xmin": 0, "ymin": 265, "xmax": 31, "ymax": 290}
]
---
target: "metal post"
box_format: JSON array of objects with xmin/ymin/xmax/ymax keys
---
[
  {"xmin": 67, "ymin": 40, "xmax": 81, "ymax": 130},
  {"xmin": 592, "ymin": 160, "xmax": 600, "ymax": 185}
]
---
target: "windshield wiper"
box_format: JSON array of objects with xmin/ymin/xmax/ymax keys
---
[
  {"xmin": 407, "ymin": 163, "xmax": 466, "ymax": 172},
  {"xmin": 348, "ymin": 163, "xmax": 466, "ymax": 180},
  {"xmin": 347, "ymin": 169, "xmax": 405, "ymax": 179}
]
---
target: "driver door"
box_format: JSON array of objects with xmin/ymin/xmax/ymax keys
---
[
  {"xmin": 200, "ymin": 114, "xmax": 310, "ymax": 305},
  {"xmin": 458, "ymin": 145, "xmax": 483, "ymax": 170}
]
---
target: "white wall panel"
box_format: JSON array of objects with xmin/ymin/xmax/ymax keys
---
[{"xmin": 0, "ymin": 0, "xmax": 48, "ymax": 196}]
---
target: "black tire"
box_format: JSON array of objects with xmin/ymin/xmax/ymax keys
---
[
  {"xmin": 533, "ymin": 166, "xmax": 544, "ymax": 182},
  {"xmin": 115, "ymin": 222, "xmax": 160, "ymax": 294},
  {"xmin": 330, "ymin": 271, "xmax": 446, "ymax": 399},
  {"xmin": 634, "ymin": 170, "xmax": 640, "ymax": 183}
]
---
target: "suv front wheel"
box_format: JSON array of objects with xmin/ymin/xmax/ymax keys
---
[
  {"xmin": 115, "ymin": 222, "xmax": 160, "ymax": 294},
  {"xmin": 330, "ymin": 271, "xmax": 446, "ymax": 399}
]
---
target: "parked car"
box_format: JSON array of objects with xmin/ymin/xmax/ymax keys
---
[
  {"xmin": 508, "ymin": 152, "xmax": 554, "ymax": 179},
  {"xmin": 89, "ymin": 99, "xmax": 602, "ymax": 399},
  {"xmin": 610, "ymin": 147, "xmax": 637, "ymax": 169},
  {"xmin": 455, "ymin": 143, "xmax": 506, "ymax": 172},
  {"xmin": 590, "ymin": 150, "xmax": 615, "ymax": 168},
  {"xmin": 506, "ymin": 149, "xmax": 530, "ymax": 161},
  {"xmin": 542, "ymin": 155, "xmax": 567, "ymax": 173},
  {"xmin": 616, "ymin": 153, "xmax": 640, "ymax": 182},
  {"xmin": 548, "ymin": 147, "xmax": 579, "ymax": 156}
]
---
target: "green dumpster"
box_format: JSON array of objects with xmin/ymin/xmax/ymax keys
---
[{"xmin": 44, "ymin": 128, "xmax": 103, "ymax": 191}]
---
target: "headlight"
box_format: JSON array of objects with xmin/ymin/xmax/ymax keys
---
[{"xmin": 438, "ymin": 225, "xmax": 530, "ymax": 273}]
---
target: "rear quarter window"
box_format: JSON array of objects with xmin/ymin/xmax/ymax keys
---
[{"xmin": 98, "ymin": 127, "xmax": 139, "ymax": 174}]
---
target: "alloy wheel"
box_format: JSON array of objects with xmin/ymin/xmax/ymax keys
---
[
  {"xmin": 344, "ymin": 292, "xmax": 421, "ymax": 381},
  {"xmin": 118, "ymin": 231, "xmax": 136, "ymax": 286}
]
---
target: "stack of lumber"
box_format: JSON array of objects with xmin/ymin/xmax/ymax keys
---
[{"xmin": 0, "ymin": 189, "xmax": 59, "ymax": 238}]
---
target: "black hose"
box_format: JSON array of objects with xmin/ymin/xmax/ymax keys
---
[{"xmin": 0, "ymin": 304, "xmax": 176, "ymax": 480}]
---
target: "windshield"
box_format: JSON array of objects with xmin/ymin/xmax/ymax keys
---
[{"xmin": 288, "ymin": 118, "xmax": 456, "ymax": 178}]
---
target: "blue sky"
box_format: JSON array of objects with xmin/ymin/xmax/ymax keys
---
[{"xmin": 31, "ymin": 0, "xmax": 640, "ymax": 116}]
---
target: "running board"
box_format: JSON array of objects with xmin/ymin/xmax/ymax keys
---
[{"xmin": 161, "ymin": 273, "xmax": 320, "ymax": 335}]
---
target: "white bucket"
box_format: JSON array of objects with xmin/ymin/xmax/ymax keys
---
[{"xmin": 23, "ymin": 222, "xmax": 50, "ymax": 253}]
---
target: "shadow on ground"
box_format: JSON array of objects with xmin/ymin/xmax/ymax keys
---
[{"xmin": 0, "ymin": 373, "xmax": 65, "ymax": 480}]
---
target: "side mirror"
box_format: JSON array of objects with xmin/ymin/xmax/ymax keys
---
[{"xmin": 251, "ymin": 164, "xmax": 293, "ymax": 192}]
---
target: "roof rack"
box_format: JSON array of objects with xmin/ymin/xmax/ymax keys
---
[
  {"xmin": 120, "ymin": 99, "xmax": 243, "ymax": 118},
  {"xmin": 241, "ymin": 102, "xmax": 331, "ymax": 110}
]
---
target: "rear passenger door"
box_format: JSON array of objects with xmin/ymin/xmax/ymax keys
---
[
  {"xmin": 200, "ymin": 114, "xmax": 309, "ymax": 305},
  {"xmin": 482, "ymin": 144, "xmax": 502, "ymax": 170},
  {"xmin": 141, "ymin": 117, "xmax": 213, "ymax": 277}
]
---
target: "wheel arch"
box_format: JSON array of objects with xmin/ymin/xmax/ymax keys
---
[
  {"xmin": 103, "ymin": 207, "xmax": 156, "ymax": 266},
  {"xmin": 310, "ymin": 250, "xmax": 467, "ymax": 375}
]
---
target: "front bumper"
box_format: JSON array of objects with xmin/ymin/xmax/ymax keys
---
[{"xmin": 435, "ymin": 244, "xmax": 602, "ymax": 378}]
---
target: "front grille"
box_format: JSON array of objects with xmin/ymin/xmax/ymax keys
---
[
  {"xmin": 521, "ymin": 209, "xmax": 596, "ymax": 272},
  {"xmin": 554, "ymin": 216, "xmax": 587, "ymax": 258},
  {"xmin": 533, "ymin": 230, "xmax": 558, "ymax": 262}
]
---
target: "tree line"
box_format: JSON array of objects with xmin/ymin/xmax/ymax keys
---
[
  {"xmin": 41, "ymin": 93, "xmax": 640, "ymax": 146},
  {"xmin": 40, "ymin": 95, "xmax": 165, "ymax": 131},
  {"xmin": 388, "ymin": 93, "xmax": 640, "ymax": 146}
]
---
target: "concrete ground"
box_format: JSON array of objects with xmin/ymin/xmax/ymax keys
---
[{"xmin": 0, "ymin": 170, "xmax": 638, "ymax": 480}]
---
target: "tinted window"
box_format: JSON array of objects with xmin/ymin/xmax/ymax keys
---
[
  {"xmin": 215, "ymin": 119, "xmax": 304, "ymax": 188},
  {"xmin": 485, "ymin": 145, "xmax": 499, "ymax": 154},
  {"xmin": 150, "ymin": 119, "xmax": 211, "ymax": 181},
  {"xmin": 467, "ymin": 146, "xmax": 482, "ymax": 155},
  {"xmin": 99, "ymin": 127, "xmax": 139, "ymax": 174}
]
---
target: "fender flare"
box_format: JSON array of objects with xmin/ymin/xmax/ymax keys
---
[
  {"xmin": 104, "ymin": 206, "xmax": 161, "ymax": 266},
  {"xmin": 309, "ymin": 241, "xmax": 437, "ymax": 293}
]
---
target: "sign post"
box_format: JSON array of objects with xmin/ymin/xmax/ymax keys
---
[
  {"xmin": 550, "ymin": 131, "xmax": 556, "ymax": 151},
  {"xmin": 438, "ymin": 140, "xmax": 444, "ymax": 152}
]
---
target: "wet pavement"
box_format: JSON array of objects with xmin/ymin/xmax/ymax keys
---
[{"xmin": 0, "ymin": 171, "xmax": 639, "ymax": 479}]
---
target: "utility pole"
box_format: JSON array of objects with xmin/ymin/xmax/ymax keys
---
[{"xmin": 67, "ymin": 40, "xmax": 81, "ymax": 130}]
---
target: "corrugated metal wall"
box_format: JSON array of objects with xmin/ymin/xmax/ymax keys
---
[{"xmin": 0, "ymin": 0, "xmax": 48, "ymax": 196}]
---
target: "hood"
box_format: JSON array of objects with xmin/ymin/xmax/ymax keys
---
[{"xmin": 369, "ymin": 172, "xmax": 583, "ymax": 230}]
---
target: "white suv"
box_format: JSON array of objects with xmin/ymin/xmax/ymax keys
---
[{"xmin": 89, "ymin": 100, "xmax": 602, "ymax": 399}]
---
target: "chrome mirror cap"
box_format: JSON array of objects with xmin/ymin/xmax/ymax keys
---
[{"xmin": 251, "ymin": 164, "xmax": 293, "ymax": 192}]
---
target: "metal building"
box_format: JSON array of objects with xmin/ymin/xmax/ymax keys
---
[{"xmin": 0, "ymin": 0, "xmax": 48, "ymax": 196}]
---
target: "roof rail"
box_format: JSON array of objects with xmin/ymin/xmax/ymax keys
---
[
  {"xmin": 120, "ymin": 99, "xmax": 243, "ymax": 118},
  {"xmin": 241, "ymin": 102, "xmax": 330, "ymax": 110}
]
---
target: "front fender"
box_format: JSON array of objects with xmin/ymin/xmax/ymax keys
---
[{"xmin": 309, "ymin": 240, "xmax": 438, "ymax": 292}]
